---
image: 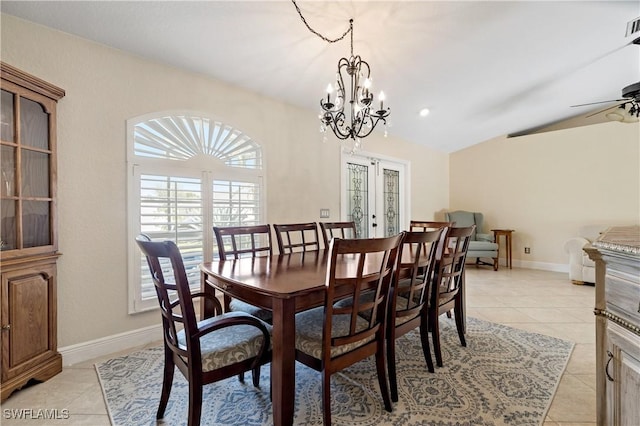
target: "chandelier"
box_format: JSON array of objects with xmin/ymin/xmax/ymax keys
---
[{"xmin": 292, "ymin": 2, "xmax": 390, "ymax": 148}]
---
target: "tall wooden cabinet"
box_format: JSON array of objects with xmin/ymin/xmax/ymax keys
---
[
  {"xmin": 0, "ymin": 62, "xmax": 65, "ymax": 401},
  {"xmin": 585, "ymin": 226, "xmax": 640, "ymax": 426}
]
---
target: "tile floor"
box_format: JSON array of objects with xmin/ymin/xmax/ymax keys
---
[{"xmin": 1, "ymin": 267, "xmax": 596, "ymax": 425}]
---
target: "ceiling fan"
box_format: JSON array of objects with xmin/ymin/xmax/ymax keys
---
[
  {"xmin": 508, "ymin": 31, "xmax": 640, "ymax": 138},
  {"xmin": 570, "ymin": 81, "xmax": 640, "ymax": 123}
]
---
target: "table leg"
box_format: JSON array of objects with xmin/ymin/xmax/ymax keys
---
[
  {"xmin": 200, "ymin": 271, "xmax": 217, "ymax": 319},
  {"xmin": 271, "ymin": 298, "xmax": 296, "ymax": 426},
  {"xmin": 508, "ymin": 234, "xmax": 512, "ymax": 269}
]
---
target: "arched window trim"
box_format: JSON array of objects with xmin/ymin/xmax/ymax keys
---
[{"xmin": 126, "ymin": 110, "xmax": 266, "ymax": 313}]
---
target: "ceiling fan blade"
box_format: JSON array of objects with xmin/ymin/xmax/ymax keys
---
[
  {"xmin": 584, "ymin": 102, "xmax": 627, "ymax": 118},
  {"xmin": 507, "ymin": 106, "xmax": 618, "ymax": 138},
  {"xmin": 570, "ymin": 98, "xmax": 627, "ymax": 108}
]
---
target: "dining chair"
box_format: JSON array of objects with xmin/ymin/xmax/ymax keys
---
[
  {"xmin": 273, "ymin": 222, "xmax": 321, "ymax": 254},
  {"xmin": 319, "ymin": 221, "xmax": 357, "ymax": 248},
  {"xmin": 428, "ymin": 225, "xmax": 475, "ymax": 367},
  {"xmin": 135, "ymin": 234, "xmax": 271, "ymax": 426},
  {"xmin": 213, "ymin": 225, "xmax": 274, "ymax": 323},
  {"xmin": 294, "ymin": 233, "xmax": 404, "ymax": 425},
  {"xmin": 387, "ymin": 228, "xmax": 445, "ymax": 401},
  {"xmin": 408, "ymin": 220, "xmax": 453, "ymax": 271}
]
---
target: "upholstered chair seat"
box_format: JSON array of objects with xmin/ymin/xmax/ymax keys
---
[
  {"xmin": 177, "ymin": 312, "xmax": 272, "ymax": 372},
  {"xmin": 295, "ymin": 307, "xmax": 373, "ymax": 359}
]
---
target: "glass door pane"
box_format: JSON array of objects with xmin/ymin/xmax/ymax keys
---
[
  {"xmin": 1, "ymin": 200, "xmax": 16, "ymax": 250},
  {"xmin": 382, "ymin": 168, "xmax": 400, "ymax": 237},
  {"xmin": 22, "ymin": 200, "xmax": 51, "ymax": 248},
  {"xmin": 1, "ymin": 90, "xmax": 14, "ymax": 142},
  {"xmin": 20, "ymin": 97, "xmax": 49, "ymax": 150},
  {"xmin": 21, "ymin": 149, "xmax": 50, "ymax": 197},
  {"xmin": 346, "ymin": 161, "xmax": 370, "ymax": 238}
]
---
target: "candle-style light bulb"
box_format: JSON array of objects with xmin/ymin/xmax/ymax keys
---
[
  {"xmin": 326, "ymin": 83, "xmax": 334, "ymax": 104},
  {"xmin": 378, "ymin": 91, "xmax": 386, "ymax": 110}
]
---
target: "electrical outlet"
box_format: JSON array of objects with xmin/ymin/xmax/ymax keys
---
[
  {"xmin": 320, "ymin": 208, "xmax": 330, "ymax": 218},
  {"xmin": 524, "ymin": 247, "xmax": 531, "ymax": 254}
]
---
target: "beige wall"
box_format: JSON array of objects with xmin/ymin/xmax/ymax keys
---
[
  {"xmin": 1, "ymin": 15, "xmax": 449, "ymax": 347},
  {"xmin": 450, "ymin": 123, "xmax": 640, "ymax": 270}
]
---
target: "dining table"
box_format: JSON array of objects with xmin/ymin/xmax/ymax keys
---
[
  {"xmin": 201, "ymin": 250, "xmax": 335, "ymax": 426},
  {"xmin": 199, "ymin": 246, "xmax": 465, "ymax": 426}
]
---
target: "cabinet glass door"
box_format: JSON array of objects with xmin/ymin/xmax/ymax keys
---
[{"xmin": 1, "ymin": 89, "xmax": 53, "ymax": 252}]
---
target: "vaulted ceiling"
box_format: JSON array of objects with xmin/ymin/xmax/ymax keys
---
[{"xmin": 2, "ymin": 1, "xmax": 638, "ymax": 152}]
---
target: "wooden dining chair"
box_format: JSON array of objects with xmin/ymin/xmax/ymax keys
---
[
  {"xmin": 273, "ymin": 222, "xmax": 320, "ymax": 254},
  {"xmin": 408, "ymin": 220, "xmax": 453, "ymax": 271},
  {"xmin": 213, "ymin": 225, "xmax": 274, "ymax": 323},
  {"xmin": 387, "ymin": 228, "xmax": 445, "ymax": 401},
  {"xmin": 135, "ymin": 234, "xmax": 271, "ymax": 426},
  {"xmin": 319, "ymin": 221, "xmax": 357, "ymax": 248},
  {"xmin": 294, "ymin": 233, "xmax": 403, "ymax": 425},
  {"xmin": 428, "ymin": 225, "xmax": 475, "ymax": 367}
]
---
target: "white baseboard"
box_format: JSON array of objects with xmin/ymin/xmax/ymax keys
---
[
  {"xmin": 59, "ymin": 324, "xmax": 163, "ymax": 366},
  {"xmin": 513, "ymin": 259, "xmax": 569, "ymax": 273}
]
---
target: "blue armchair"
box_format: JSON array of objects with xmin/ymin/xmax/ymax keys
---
[{"xmin": 445, "ymin": 211, "xmax": 499, "ymax": 271}]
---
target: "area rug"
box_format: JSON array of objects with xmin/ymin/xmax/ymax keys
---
[{"xmin": 96, "ymin": 317, "xmax": 573, "ymax": 426}]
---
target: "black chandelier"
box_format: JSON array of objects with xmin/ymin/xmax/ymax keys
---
[{"xmin": 292, "ymin": 2, "xmax": 390, "ymax": 147}]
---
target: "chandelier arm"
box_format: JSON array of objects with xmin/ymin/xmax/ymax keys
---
[{"xmin": 326, "ymin": 112, "xmax": 352, "ymax": 140}]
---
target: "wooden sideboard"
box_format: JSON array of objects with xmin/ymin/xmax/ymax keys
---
[{"xmin": 584, "ymin": 226, "xmax": 640, "ymax": 426}]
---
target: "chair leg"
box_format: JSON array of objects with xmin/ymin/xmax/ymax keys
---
[
  {"xmin": 420, "ymin": 313, "xmax": 435, "ymax": 373},
  {"xmin": 252, "ymin": 366, "xmax": 261, "ymax": 387},
  {"xmin": 454, "ymin": 297, "xmax": 467, "ymax": 347},
  {"xmin": 375, "ymin": 343, "xmax": 393, "ymax": 412},
  {"xmin": 386, "ymin": 330, "xmax": 399, "ymax": 402},
  {"xmin": 157, "ymin": 350, "xmax": 175, "ymax": 419},
  {"xmin": 238, "ymin": 371, "xmax": 245, "ymax": 383},
  {"xmin": 431, "ymin": 313, "xmax": 443, "ymax": 367},
  {"xmin": 493, "ymin": 257, "xmax": 498, "ymax": 271},
  {"xmin": 187, "ymin": 379, "xmax": 203, "ymax": 426},
  {"xmin": 322, "ymin": 369, "xmax": 332, "ymax": 426}
]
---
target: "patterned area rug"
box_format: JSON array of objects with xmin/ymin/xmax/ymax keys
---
[{"xmin": 96, "ymin": 317, "xmax": 573, "ymax": 426}]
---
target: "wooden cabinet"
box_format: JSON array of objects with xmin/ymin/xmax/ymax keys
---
[
  {"xmin": 585, "ymin": 226, "xmax": 640, "ymax": 426},
  {"xmin": 0, "ymin": 62, "xmax": 65, "ymax": 401}
]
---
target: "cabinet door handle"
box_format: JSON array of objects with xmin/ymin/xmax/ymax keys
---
[
  {"xmin": 605, "ymin": 350, "xmax": 614, "ymax": 382},
  {"xmin": 1, "ymin": 324, "xmax": 10, "ymax": 331}
]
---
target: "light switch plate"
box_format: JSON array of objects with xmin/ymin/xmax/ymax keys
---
[{"xmin": 320, "ymin": 209, "xmax": 330, "ymax": 218}]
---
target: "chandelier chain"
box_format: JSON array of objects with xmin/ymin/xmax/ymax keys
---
[{"xmin": 291, "ymin": 0, "xmax": 353, "ymax": 46}]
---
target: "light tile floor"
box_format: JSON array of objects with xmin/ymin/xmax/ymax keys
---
[{"xmin": 1, "ymin": 267, "xmax": 596, "ymax": 425}]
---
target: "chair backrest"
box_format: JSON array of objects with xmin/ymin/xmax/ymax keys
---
[
  {"xmin": 444, "ymin": 211, "xmax": 482, "ymax": 240},
  {"xmin": 319, "ymin": 221, "xmax": 357, "ymax": 248},
  {"xmin": 431, "ymin": 225, "xmax": 475, "ymax": 310},
  {"xmin": 273, "ymin": 222, "xmax": 320, "ymax": 254},
  {"xmin": 409, "ymin": 220, "xmax": 453, "ymax": 231},
  {"xmin": 392, "ymin": 229, "xmax": 444, "ymax": 324},
  {"xmin": 135, "ymin": 234, "xmax": 204, "ymax": 359},
  {"xmin": 213, "ymin": 225, "xmax": 273, "ymax": 260},
  {"xmin": 323, "ymin": 233, "xmax": 403, "ymax": 361},
  {"xmin": 409, "ymin": 221, "xmax": 453, "ymax": 260}
]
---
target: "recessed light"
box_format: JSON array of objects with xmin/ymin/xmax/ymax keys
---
[{"xmin": 419, "ymin": 108, "xmax": 430, "ymax": 117}]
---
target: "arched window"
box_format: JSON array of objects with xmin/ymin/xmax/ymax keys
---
[{"xmin": 127, "ymin": 112, "xmax": 265, "ymax": 313}]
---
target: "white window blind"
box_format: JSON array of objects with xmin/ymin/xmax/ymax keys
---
[
  {"xmin": 127, "ymin": 112, "xmax": 264, "ymax": 313},
  {"xmin": 139, "ymin": 174, "xmax": 203, "ymax": 301}
]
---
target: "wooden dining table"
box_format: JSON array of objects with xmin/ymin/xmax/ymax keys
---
[
  {"xmin": 200, "ymin": 250, "xmax": 330, "ymax": 426},
  {"xmin": 199, "ymin": 246, "xmax": 464, "ymax": 426}
]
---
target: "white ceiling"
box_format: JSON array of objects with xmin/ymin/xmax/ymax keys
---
[{"xmin": 2, "ymin": 1, "xmax": 639, "ymax": 152}]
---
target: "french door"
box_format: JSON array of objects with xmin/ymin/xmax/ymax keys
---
[{"xmin": 341, "ymin": 153, "xmax": 407, "ymax": 238}]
